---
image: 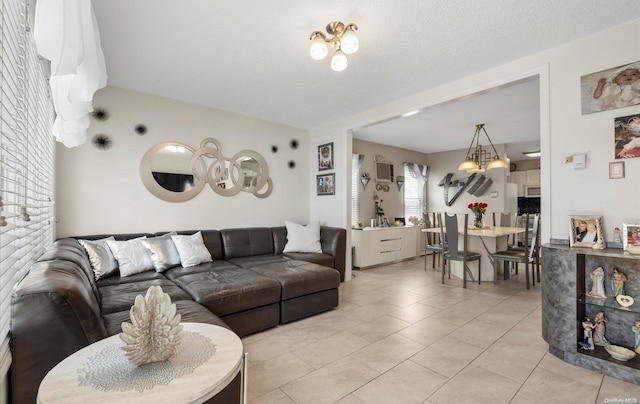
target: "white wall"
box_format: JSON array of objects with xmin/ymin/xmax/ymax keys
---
[
  {"xmin": 311, "ymin": 19, "xmax": 640, "ymax": 245},
  {"xmin": 308, "ymin": 122, "xmax": 350, "ymax": 229},
  {"xmin": 55, "ymin": 19, "xmax": 640, "ymax": 255},
  {"xmin": 353, "ymin": 139, "xmax": 429, "ymax": 224},
  {"xmin": 56, "ymin": 86, "xmax": 310, "ymax": 237},
  {"xmin": 544, "ymin": 20, "xmax": 640, "ymax": 240}
]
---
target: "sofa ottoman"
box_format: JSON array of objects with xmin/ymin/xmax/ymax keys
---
[{"xmin": 248, "ymin": 260, "xmax": 340, "ymax": 323}]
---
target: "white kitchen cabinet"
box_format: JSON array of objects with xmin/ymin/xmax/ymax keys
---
[
  {"xmin": 525, "ymin": 169, "xmax": 541, "ymax": 184},
  {"xmin": 352, "ymin": 227, "xmax": 418, "ymax": 268},
  {"xmin": 508, "ymin": 171, "xmax": 526, "ymax": 197}
]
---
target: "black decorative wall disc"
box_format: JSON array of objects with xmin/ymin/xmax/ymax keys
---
[{"xmin": 92, "ymin": 134, "xmax": 112, "ymax": 150}]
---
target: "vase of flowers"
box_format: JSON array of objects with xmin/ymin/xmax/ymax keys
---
[
  {"xmin": 374, "ymin": 191, "xmax": 385, "ymax": 226},
  {"xmin": 468, "ymin": 202, "xmax": 488, "ymax": 229}
]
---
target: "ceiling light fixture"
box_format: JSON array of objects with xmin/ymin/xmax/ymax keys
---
[
  {"xmin": 309, "ymin": 21, "xmax": 359, "ymax": 72},
  {"xmin": 458, "ymin": 124, "xmax": 509, "ymax": 173},
  {"xmin": 523, "ymin": 151, "xmax": 541, "ymax": 157}
]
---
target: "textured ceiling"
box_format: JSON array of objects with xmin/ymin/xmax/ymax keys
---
[
  {"xmin": 92, "ymin": 0, "xmax": 638, "ymax": 155},
  {"xmin": 354, "ymin": 77, "xmax": 541, "ymax": 160}
]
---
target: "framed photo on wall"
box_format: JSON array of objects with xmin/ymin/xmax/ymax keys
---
[
  {"xmin": 318, "ymin": 142, "xmax": 333, "ymax": 171},
  {"xmin": 569, "ymin": 215, "xmax": 605, "ymax": 248},
  {"xmin": 614, "ymin": 113, "xmax": 640, "ymax": 159},
  {"xmin": 623, "ymin": 223, "xmax": 640, "ymax": 250},
  {"xmin": 581, "ymin": 61, "xmax": 640, "ymax": 115},
  {"xmin": 609, "ymin": 161, "xmax": 625, "ymax": 179},
  {"xmin": 316, "ymin": 173, "xmax": 335, "ymax": 195}
]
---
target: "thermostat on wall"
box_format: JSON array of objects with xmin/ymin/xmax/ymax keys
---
[{"xmin": 573, "ymin": 153, "xmax": 586, "ymax": 169}]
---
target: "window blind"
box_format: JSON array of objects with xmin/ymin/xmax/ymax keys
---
[
  {"xmin": 351, "ymin": 154, "xmax": 360, "ymax": 227},
  {"xmin": 0, "ymin": 0, "xmax": 55, "ymax": 376},
  {"xmin": 403, "ymin": 163, "xmax": 425, "ymax": 220}
]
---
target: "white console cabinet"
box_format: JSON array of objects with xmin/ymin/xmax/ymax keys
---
[{"xmin": 352, "ymin": 227, "xmax": 418, "ymax": 269}]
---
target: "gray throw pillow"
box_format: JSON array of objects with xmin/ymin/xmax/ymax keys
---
[
  {"xmin": 79, "ymin": 236, "xmax": 118, "ymax": 280},
  {"xmin": 141, "ymin": 232, "xmax": 181, "ymax": 272}
]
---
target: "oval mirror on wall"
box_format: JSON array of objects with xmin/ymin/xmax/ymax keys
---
[{"xmin": 140, "ymin": 142, "xmax": 206, "ymax": 202}]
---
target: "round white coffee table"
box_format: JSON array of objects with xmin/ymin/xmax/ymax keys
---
[{"xmin": 38, "ymin": 322, "xmax": 245, "ymax": 404}]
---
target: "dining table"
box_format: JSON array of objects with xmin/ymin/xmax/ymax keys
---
[{"xmin": 422, "ymin": 225, "xmax": 526, "ymax": 282}]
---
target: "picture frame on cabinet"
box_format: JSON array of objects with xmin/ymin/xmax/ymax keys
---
[
  {"xmin": 316, "ymin": 173, "xmax": 335, "ymax": 195},
  {"xmin": 569, "ymin": 215, "xmax": 606, "ymax": 248},
  {"xmin": 318, "ymin": 142, "xmax": 333, "ymax": 171},
  {"xmin": 622, "ymin": 223, "xmax": 640, "ymax": 250}
]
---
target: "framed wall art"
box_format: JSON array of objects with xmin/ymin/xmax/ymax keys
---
[
  {"xmin": 569, "ymin": 215, "xmax": 605, "ymax": 248},
  {"xmin": 614, "ymin": 113, "xmax": 640, "ymax": 159},
  {"xmin": 318, "ymin": 142, "xmax": 333, "ymax": 171},
  {"xmin": 581, "ymin": 61, "xmax": 640, "ymax": 115},
  {"xmin": 609, "ymin": 161, "xmax": 625, "ymax": 179},
  {"xmin": 623, "ymin": 223, "xmax": 640, "ymax": 250},
  {"xmin": 316, "ymin": 173, "xmax": 335, "ymax": 196}
]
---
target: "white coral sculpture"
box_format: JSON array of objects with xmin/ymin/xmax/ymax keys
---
[{"xmin": 120, "ymin": 285, "xmax": 183, "ymax": 366}]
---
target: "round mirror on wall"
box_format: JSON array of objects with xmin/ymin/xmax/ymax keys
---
[{"xmin": 140, "ymin": 142, "xmax": 206, "ymax": 202}]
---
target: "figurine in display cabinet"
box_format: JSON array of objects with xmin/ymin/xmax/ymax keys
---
[
  {"xmin": 579, "ymin": 317, "xmax": 595, "ymax": 350},
  {"xmin": 593, "ymin": 311, "xmax": 609, "ymax": 346},
  {"xmin": 633, "ymin": 320, "xmax": 640, "ymax": 354},
  {"xmin": 587, "ymin": 267, "xmax": 607, "ymax": 298},
  {"xmin": 610, "ymin": 267, "xmax": 628, "ymax": 297}
]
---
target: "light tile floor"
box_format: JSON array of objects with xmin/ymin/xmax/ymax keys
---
[{"xmin": 242, "ymin": 257, "xmax": 640, "ymax": 404}]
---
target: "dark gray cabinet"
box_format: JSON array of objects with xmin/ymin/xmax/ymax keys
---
[{"xmin": 542, "ymin": 244, "xmax": 640, "ymax": 384}]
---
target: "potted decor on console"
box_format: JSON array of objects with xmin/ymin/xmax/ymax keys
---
[
  {"xmin": 468, "ymin": 202, "xmax": 488, "ymax": 229},
  {"xmin": 373, "ymin": 191, "xmax": 386, "ymax": 227}
]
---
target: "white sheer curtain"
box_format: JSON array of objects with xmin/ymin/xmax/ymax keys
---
[
  {"xmin": 34, "ymin": 0, "xmax": 107, "ymax": 147},
  {"xmin": 351, "ymin": 154, "xmax": 364, "ymax": 227},
  {"xmin": 403, "ymin": 163, "xmax": 428, "ymax": 220}
]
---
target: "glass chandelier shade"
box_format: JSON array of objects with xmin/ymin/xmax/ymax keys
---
[
  {"xmin": 457, "ymin": 157, "xmax": 477, "ymax": 171},
  {"xmin": 331, "ymin": 49, "xmax": 348, "ymax": 72},
  {"xmin": 487, "ymin": 155, "xmax": 509, "ymax": 169},
  {"xmin": 340, "ymin": 25, "xmax": 359, "ymax": 54},
  {"xmin": 309, "ymin": 33, "xmax": 328, "ymax": 60}
]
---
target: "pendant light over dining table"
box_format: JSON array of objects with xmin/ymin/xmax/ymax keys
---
[
  {"xmin": 309, "ymin": 21, "xmax": 359, "ymax": 72},
  {"xmin": 458, "ymin": 124, "xmax": 509, "ymax": 173}
]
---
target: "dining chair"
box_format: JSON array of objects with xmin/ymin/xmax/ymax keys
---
[
  {"xmin": 493, "ymin": 211, "xmax": 517, "ymax": 273},
  {"xmin": 439, "ymin": 212, "xmax": 482, "ymax": 288},
  {"xmin": 490, "ymin": 213, "xmax": 540, "ymax": 289},
  {"xmin": 492, "ymin": 212, "xmax": 514, "ymax": 247},
  {"xmin": 531, "ymin": 215, "xmax": 542, "ymax": 282},
  {"xmin": 424, "ymin": 212, "xmax": 446, "ymax": 271},
  {"xmin": 511, "ymin": 213, "xmax": 542, "ymax": 282}
]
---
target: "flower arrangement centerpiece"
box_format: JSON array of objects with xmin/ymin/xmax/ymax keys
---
[
  {"xmin": 468, "ymin": 202, "xmax": 488, "ymax": 229},
  {"xmin": 373, "ymin": 191, "xmax": 384, "ymax": 226}
]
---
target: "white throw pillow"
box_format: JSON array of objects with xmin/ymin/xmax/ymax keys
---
[
  {"xmin": 140, "ymin": 232, "xmax": 181, "ymax": 272},
  {"xmin": 171, "ymin": 231, "xmax": 212, "ymax": 268},
  {"xmin": 283, "ymin": 221, "xmax": 322, "ymax": 253},
  {"xmin": 79, "ymin": 236, "xmax": 118, "ymax": 280},
  {"xmin": 106, "ymin": 237, "xmax": 154, "ymax": 277}
]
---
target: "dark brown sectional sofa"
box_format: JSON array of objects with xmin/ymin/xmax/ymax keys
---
[{"xmin": 10, "ymin": 226, "xmax": 346, "ymax": 404}]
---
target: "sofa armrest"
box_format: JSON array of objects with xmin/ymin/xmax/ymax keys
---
[
  {"xmin": 11, "ymin": 260, "xmax": 107, "ymax": 404},
  {"xmin": 320, "ymin": 226, "xmax": 346, "ymax": 281}
]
